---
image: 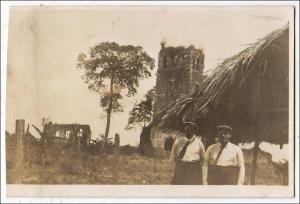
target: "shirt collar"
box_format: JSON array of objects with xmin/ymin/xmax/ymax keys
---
[
  {"xmin": 217, "ymin": 141, "xmax": 231, "ymax": 148},
  {"xmin": 185, "ymin": 135, "xmax": 196, "ymax": 143}
]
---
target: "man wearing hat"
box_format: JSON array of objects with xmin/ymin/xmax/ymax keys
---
[
  {"xmin": 203, "ymin": 125, "xmax": 245, "ymax": 185},
  {"xmin": 170, "ymin": 122, "xmax": 206, "ymax": 185}
]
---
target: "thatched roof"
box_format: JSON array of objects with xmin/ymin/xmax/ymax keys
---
[{"xmin": 154, "ymin": 24, "xmax": 290, "ymax": 145}]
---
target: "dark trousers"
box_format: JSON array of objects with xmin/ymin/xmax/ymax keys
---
[
  {"xmin": 171, "ymin": 160, "xmax": 202, "ymax": 185},
  {"xmin": 207, "ymin": 165, "xmax": 239, "ymax": 185}
]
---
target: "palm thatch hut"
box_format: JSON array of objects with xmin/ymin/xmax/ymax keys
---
[{"xmin": 151, "ymin": 24, "xmax": 290, "ymax": 184}]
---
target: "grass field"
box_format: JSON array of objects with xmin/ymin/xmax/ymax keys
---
[{"xmin": 6, "ymin": 134, "xmax": 288, "ymax": 185}]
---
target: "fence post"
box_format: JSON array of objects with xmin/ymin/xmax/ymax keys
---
[
  {"xmin": 14, "ymin": 119, "xmax": 25, "ymax": 183},
  {"xmin": 251, "ymin": 140, "xmax": 260, "ymax": 185},
  {"xmin": 113, "ymin": 133, "xmax": 120, "ymax": 184}
]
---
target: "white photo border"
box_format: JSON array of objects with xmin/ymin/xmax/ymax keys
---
[{"xmin": 1, "ymin": 1, "xmax": 299, "ymax": 203}]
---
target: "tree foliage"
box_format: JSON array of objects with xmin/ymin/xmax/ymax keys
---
[
  {"xmin": 99, "ymin": 88, "xmax": 123, "ymax": 113},
  {"xmin": 77, "ymin": 42, "xmax": 155, "ymax": 145},
  {"xmin": 126, "ymin": 87, "xmax": 156, "ymax": 130},
  {"xmin": 77, "ymin": 42, "xmax": 154, "ymax": 96}
]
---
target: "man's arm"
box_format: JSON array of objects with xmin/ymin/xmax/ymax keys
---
[{"xmin": 237, "ymin": 148, "xmax": 245, "ymax": 185}]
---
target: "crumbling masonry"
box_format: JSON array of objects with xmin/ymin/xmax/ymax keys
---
[{"xmin": 151, "ymin": 43, "xmax": 205, "ymax": 156}]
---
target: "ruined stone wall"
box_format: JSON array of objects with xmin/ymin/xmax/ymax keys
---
[
  {"xmin": 45, "ymin": 124, "xmax": 91, "ymax": 147},
  {"xmin": 151, "ymin": 128, "xmax": 185, "ymax": 158}
]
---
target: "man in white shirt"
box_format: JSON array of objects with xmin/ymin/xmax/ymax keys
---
[
  {"xmin": 203, "ymin": 125, "xmax": 245, "ymax": 185},
  {"xmin": 170, "ymin": 122, "xmax": 206, "ymax": 185}
]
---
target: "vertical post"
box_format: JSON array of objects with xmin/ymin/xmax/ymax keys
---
[
  {"xmin": 40, "ymin": 134, "xmax": 45, "ymax": 183},
  {"xmin": 250, "ymin": 140, "xmax": 260, "ymax": 185},
  {"xmin": 14, "ymin": 119, "xmax": 25, "ymax": 183},
  {"xmin": 40, "ymin": 125, "xmax": 48, "ymax": 184},
  {"xmin": 113, "ymin": 133, "xmax": 120, "ymax": 184}
]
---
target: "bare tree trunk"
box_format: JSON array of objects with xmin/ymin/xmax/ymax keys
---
[
  {"xmin": 251, "ymin": 140, "xmax": 260, "ymax": 185},
  {"xmin": 104, "ymin": 77, "xmax": 114, "ymax": 150},
  {"xmin": 143, "ymin": 111, "xmax": 146, "ymax": 128},
  {"xmin": 113, "ymin": 133, "xmax": 120, "ymax": 184}
]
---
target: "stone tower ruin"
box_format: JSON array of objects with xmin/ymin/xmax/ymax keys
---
[
  {"xmin": 153, "ymin": 43, "xmax": 205, "ymax": 115},
  {"xmin": 151, "ymin": 43, "xmax": 205, "ymax": 156}
]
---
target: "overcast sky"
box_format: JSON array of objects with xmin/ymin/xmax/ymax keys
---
[{"xmin": 6, "ymin": 6, "xmax": 292, "ymax": 160}]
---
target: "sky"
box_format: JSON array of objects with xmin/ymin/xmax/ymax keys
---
[{"xmin": 5, "ymin": 6, "xmax": 293, "ymax": 161}]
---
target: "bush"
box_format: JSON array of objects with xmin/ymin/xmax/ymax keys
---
[
  {"xmin": 119, "ymin": 145, "xmax": 138, "ymax": 155},
  {"xmin": 59, "ymin": 158, "xmax": 81, "ymax": 175}
]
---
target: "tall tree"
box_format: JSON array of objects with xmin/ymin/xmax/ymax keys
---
[
  {"xmin": 77, "ymin": 42, "xmax": 155, "ymax": 148},
  {"xmin": 126, "ymin": 87, "xmax": 156, "ymax": 130}
]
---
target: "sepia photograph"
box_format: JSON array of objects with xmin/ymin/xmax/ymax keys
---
[{"xmin": 1, "ymin": 1, "xmax": 298, "ymax": 200}]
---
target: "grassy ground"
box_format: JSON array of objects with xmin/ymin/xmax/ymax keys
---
[
  {"xmin": 7, "ymin": 153, "xmax": 173, "ymax": 185},
  {"xmin": 6, "ymin": 134, "xmax": 288, "ymax": 185},
  {"xmin": 7, "ymin": 151, "xmax": 287, "ymax": 185}
]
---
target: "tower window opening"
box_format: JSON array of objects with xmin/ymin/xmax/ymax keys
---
[
  {"xmin": 169, "ymin": 79, "xmax": 176, "ymax": 94},
  {"xmin": 163, "ymin": 56, "xmax": 167, "ymax": 68}
]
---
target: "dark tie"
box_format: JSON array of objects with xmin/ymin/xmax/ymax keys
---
[
  {"xmin": 213, "ymin": 145, "xmax": 226, "ymax": 165},
  {"xmin": 178, "ymin": 140, "xmax": 191, "ymax": 160}
]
